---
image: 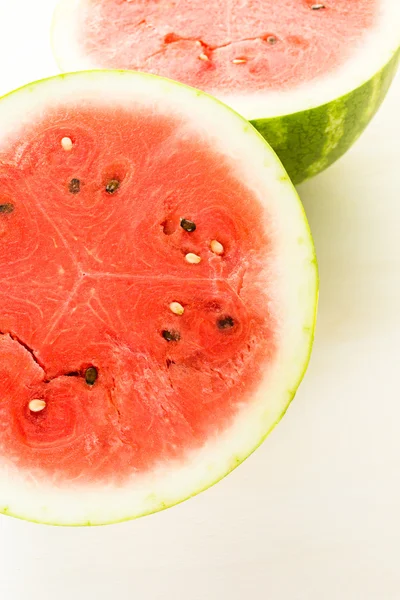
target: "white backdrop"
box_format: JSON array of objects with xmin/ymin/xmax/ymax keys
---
[{"xmin": 0, "ymin": 2, "xmax": 399, "ymax": 599}]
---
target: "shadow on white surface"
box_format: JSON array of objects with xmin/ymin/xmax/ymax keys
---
[{"xmin": 299, "ymin": 132, "xmax": 400, "ymax": 344}]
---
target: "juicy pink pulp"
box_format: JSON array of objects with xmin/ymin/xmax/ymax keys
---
[
  {"xmin": 78, "ymin": 0, "xmax": 379, "ymax": 93},
  {"xmin": 0, "ymin": 104, "xmax": 276, "ymax": 483}
]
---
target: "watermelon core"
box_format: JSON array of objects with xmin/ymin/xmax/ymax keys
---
[
  {"xmin": 52, "ymin": 0, "xmax": 400, "ymax": 184},
  {"xmin": 0, "ymin": 71, "xmax": 317, "ymax": 525}
]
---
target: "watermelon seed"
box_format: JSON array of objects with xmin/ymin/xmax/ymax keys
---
[
  {"xmin": 185, "ymin": 252, "xmax": 201, "ymax": 264},
  {"xmin": 85, "ymin": 366, "xmax": 98, "ymax": 385},
  {"xmin": 68, "ymin": 178, "xmax": 81, "ymax": 194},
  {"xmin": 311, "ymin": 4, "xmax": 325, "ymax": 9},
  {"xmin": 210, "ymin": 240, "xmax": 224, "ymax": 255},
  {"xmin": 162, "ymin": 329, "xmax": 181, "ymax": 342},
  {"xmin": 232, "ymin": 58, "xmax": 247, "ymax": 64},
  {"xmin": 180, "ymin": 218, "xmax": 196, "ymax": 232},
  {"xmin": 105, "ymin": 179, "xmax": 120, "ymax": 194},
  {"xmin": 169, "ymin": 302, "xmax": 185, "ymax": 315},
  {"xmin": 266, "ymin": 36, "xmax": 277, "ymax": 44},
  {"xmin": 61, "ymin": 137, "xmax": 73, "ymax": 151},
  {"xmin": 28, "ymin": 399, "xmax": 46, "ymax": 413},
  {"xmin": 0, "ymin": 203, "xmax": 14, "ymax": 214},
  {"xmin": 217, "ymin": 316, "xmax": 235, "ymax": 330},
  {"xmin": 198, "ymin": 53, "xmax": 209, "ymax": 61}
]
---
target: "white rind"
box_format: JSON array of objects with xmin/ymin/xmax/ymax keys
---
[
  {"xmin": 0, "ymin": 71, "xmax": 317, "ymax": 525},
  {"xmin": 51, "ymin": 0, "xmax": 400, "ymax": 119}
]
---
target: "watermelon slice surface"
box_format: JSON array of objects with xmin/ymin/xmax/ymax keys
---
[
  {"xmin": 0, "ymin": 71, "xmax": 317, "ymax": 525},
  {"xmin": 52, "ymin": 0, "xmax": 400, "ymax": 183}
]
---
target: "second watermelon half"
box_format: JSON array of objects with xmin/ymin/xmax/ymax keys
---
[{"xmin": 52, "ymin": 0, "xmax": 400, "ymax": 183}]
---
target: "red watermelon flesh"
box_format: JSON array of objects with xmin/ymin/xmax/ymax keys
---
[
  {"xmin": 74, "ymin": 0, "xmax": 378, "ymax": 93},
  {"xmin": 0, "ymin": 73, "xmax": 317, "ymax": 524},
  {"xmin": 0, "ymin": 103, "xmax": 276, "ymax": 483}
]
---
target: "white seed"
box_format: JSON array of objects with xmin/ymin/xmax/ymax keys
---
[
  {"xmin": 232, "ymin": 58, "xmax": 247, "ymax": 64},
  {"xmin": 311, "ymin": 3, "xmax": 325, "ymax": 9},
  {"xmin": 61, "ymin": 136, "xmax": 73, "ymax": 151},
  {"xmin": 169, "ymin": 302, "xmax": 185, "ymax": 315},
  {"xmin": 210, "ymin": 240, "xmax": 224, "ymax": 255},
  {"xmin": 185, "ymin": 252, "xmax": 201, "ymax": 264},
  {"xmin": 198, "ymin": 53, "xmax": 209, "ymax": 61},
  {"xmin": 29, "ymin": 399, "xmax": 46, "ymax": 413}
]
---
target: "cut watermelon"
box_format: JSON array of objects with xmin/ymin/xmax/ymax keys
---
[
  {"xmin": 51, "ymin": 0, "xmax": 400, "ymax": 184},
  {"xmin": 0, "ymin": 71, "xmax": 317, "ymax": 525}
]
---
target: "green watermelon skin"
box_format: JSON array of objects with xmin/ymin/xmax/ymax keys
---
[{"xmin": 252, "ymin": 50, "xmax": 399, "ymax": 185}]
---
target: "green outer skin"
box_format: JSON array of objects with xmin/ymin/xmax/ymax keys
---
[
  {"xmin": 0, "ymin": 71, "xmax": 318, "ymax": 526},
  {"xmin": 252, "ymin": 50, "xmax": 400, "ymax": 185}
]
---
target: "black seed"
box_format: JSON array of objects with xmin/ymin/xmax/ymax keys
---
[
  {"xmin": 267, "ymin": 35, "xmax": 277, "ymax": 44},
  {"xmin": 162, "ymin": 329, "xmax": 181, "ymax": 342},
  {"xmin": 180, "ymin": 219, "xmax": 196, "ymax": 232},
  {"xmin": 217, "ymin": 316, "xmax": 235, "ymax": 330},
  {"xmin": 0, "ymin": 202, "xmax": 14, "ymax": 214},
  {"xmin": 311, "ymin": 3, "xmax": 325, "ymax": 9},
  {"xmin": 68, "ymin": 178, "xmax": 81, "ymax": 194},
  {"xmin": 105, "ymin": 179, "xmax": 120, "ymax": 194},
  {"xmin": 85, "ymin": 366, "xmax": 98, "ymax": 385}
]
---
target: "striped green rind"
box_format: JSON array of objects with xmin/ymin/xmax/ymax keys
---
[{"xmin": 251, "ymin": 50, "xmax": 400, "ymax": 185}]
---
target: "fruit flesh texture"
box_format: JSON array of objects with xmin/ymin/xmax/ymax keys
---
[
  {"xmin": 78, "ymin": 0, "xmax": 378, "ymax": 93},
  {"xmin": 0, "ymin": 103, "xmax": 276, "ymax": 484}
]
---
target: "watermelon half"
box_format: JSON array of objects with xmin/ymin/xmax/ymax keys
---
[
  {"xmin": 0, "ymin": 70, "xmax": 317, "ymax": 526},
  {"xmin": 51, "ymin": 0, "xmax": 400, "ymax": 184}
]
